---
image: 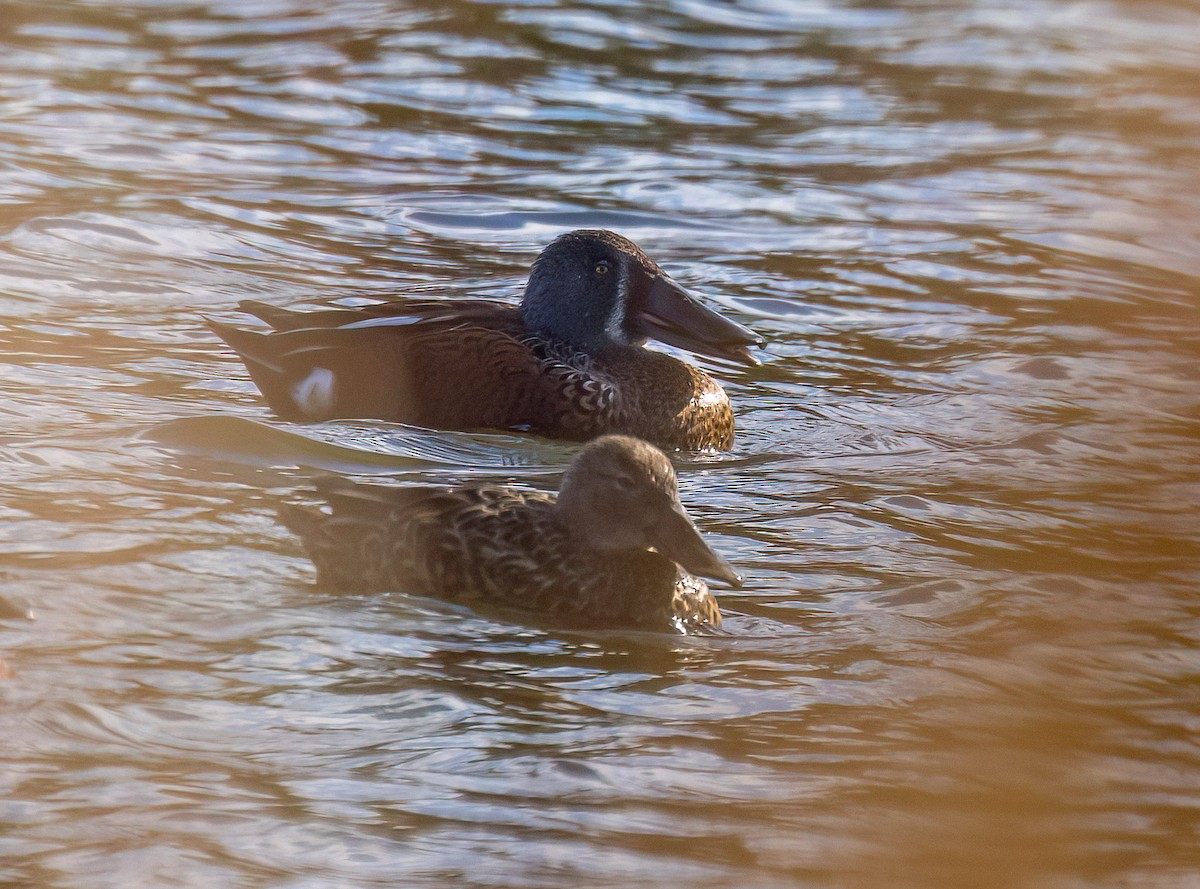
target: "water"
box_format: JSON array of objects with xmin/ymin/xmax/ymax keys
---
[{"xmin": 2, "ymin": 1, "xmax": 1198, "ymax": 886}]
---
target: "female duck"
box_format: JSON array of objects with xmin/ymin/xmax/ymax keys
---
[
  {"xmin": 280, "ymin": 435, "xmax": 740, "ymax": 633},
  {"xmin": 209, "ymin": 230, "xmax": 760, "ymax": 450}
]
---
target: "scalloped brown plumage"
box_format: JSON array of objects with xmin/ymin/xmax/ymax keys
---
[{"xmin": 279, "ymin": 435, "xmax": 740, "ymax": 633}]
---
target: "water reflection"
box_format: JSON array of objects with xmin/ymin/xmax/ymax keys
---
[{"xmin": 2, "ymin": 0, "xmax": 1199, "ymax": 886}]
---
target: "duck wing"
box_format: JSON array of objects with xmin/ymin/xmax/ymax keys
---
[
  {"xmin": 280, "ymin": 478, "xmax": 555, "ymax": 595},
  {"xmin": 208, "ymin": 300, "xmax": 553, "ymax": 428},
  {"xmin": 235, "ymin": 298, "xmax": 513, "ymax": 331},
  {"xmin": 278, "ymin": 479, "xmax": 460, "ymax": 592}
]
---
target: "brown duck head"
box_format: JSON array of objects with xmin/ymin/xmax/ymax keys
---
[
  {"xmin": 520, "ymin": 230, "xmax": 761, "ymax": 365},
  {"xmin": 554, "ymin": 434, "xmax": 741, "ymax": 586}
]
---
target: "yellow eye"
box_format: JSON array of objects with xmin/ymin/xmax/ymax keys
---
[{"xmin": 594, "ymin": 261, "xmax": 609, "ymax": 275}]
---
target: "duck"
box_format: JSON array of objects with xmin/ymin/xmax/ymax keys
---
[
  {"xmin": 208, "ymin": 230, "xmax": 761, "ymax": 450},
  {"xmin": 279, "ymin": 435, "xmax": 740, "ymax": 633}
]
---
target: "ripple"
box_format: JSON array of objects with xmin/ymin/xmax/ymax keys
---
[
  {"xmin": 405, "ymin": 208, "xmax": 728, "ymax": 234},
  {"xmin": 2, "ymin": 0, "xmax": 1199, "ymax": 886}
]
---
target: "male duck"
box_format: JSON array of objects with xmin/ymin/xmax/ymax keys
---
[
  {"xmin": 209, "ymin": 230, "xmax": 761, "ymax": 450},
  {"xmin": 280, "ymin": 435, "xmax": 739, "ymax": 633}
]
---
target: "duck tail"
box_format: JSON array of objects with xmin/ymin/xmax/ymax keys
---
[
  {"xmin": 276, "ymin": 502, "xmax": 341, "ymax": 588},
  {"xmin": 205, "ymin": 317, "xmax": 311, "ymax": 420},
  {"xmin": 277, "ymin": 501, "xmax": 324, "ymax": 540},
  {"xmin": 236, "ymin": 300, "xmax": 312, "ymax": 331},
  {"xmin": 206, "ymin": 317, "xmax": 283, "ymax": 373}
]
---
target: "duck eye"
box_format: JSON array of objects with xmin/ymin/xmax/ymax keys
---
[
  {"xmin": 594, "ymin": 261, "xmax": 610, "ymax": 275},
  {"xmin": 608, "ymin": 472, "xmax": 635, "ymax": 491}
]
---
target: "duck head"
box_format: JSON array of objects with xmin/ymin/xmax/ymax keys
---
[
  {"xmin": 520, "ymin": 230, "xmax": 761, "ymax": 365},
  {"xmin": 555, "ymin": 434, "xmax": 741, "ymax": 586}
]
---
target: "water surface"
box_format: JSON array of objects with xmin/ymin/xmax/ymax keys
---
[{"xmin": 2, "ymin": 1, "xmax": 1198, "ymax": 887}]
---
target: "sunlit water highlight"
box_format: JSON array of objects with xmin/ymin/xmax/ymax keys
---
[{"xmin": 2, "ymin": 1, "xmax": 1198, "ymax": 887}]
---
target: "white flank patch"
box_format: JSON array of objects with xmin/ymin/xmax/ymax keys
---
[{"xmin": 292, "ymin": 367, "xmax": 336, "ymax": 418}]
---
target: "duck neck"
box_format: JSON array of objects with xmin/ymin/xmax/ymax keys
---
[{"xmin": 520, "ymin": 294, "xmax": 648, "ymax": 355}]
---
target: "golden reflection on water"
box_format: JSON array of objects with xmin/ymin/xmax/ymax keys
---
[
  {"xmin": 2, "ymin": 0, "xmax": 1199, "ymax": 887},
  {"xmin": 839, "ymin": 594, "xmax": 1182, "ymax": 888}
]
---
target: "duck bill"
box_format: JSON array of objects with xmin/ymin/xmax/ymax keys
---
[
  {"xmin": 634, "ymin": 274, "xmax": 762, "ymax": 366},
  {"xmin": 653, "ymin": 500, "xmax": 742, "ymax": 587}
]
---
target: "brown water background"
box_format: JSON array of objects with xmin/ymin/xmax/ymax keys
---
[{"xmin": 1, "ymin": 1, "xmax": 1198, "ymax": 886}]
